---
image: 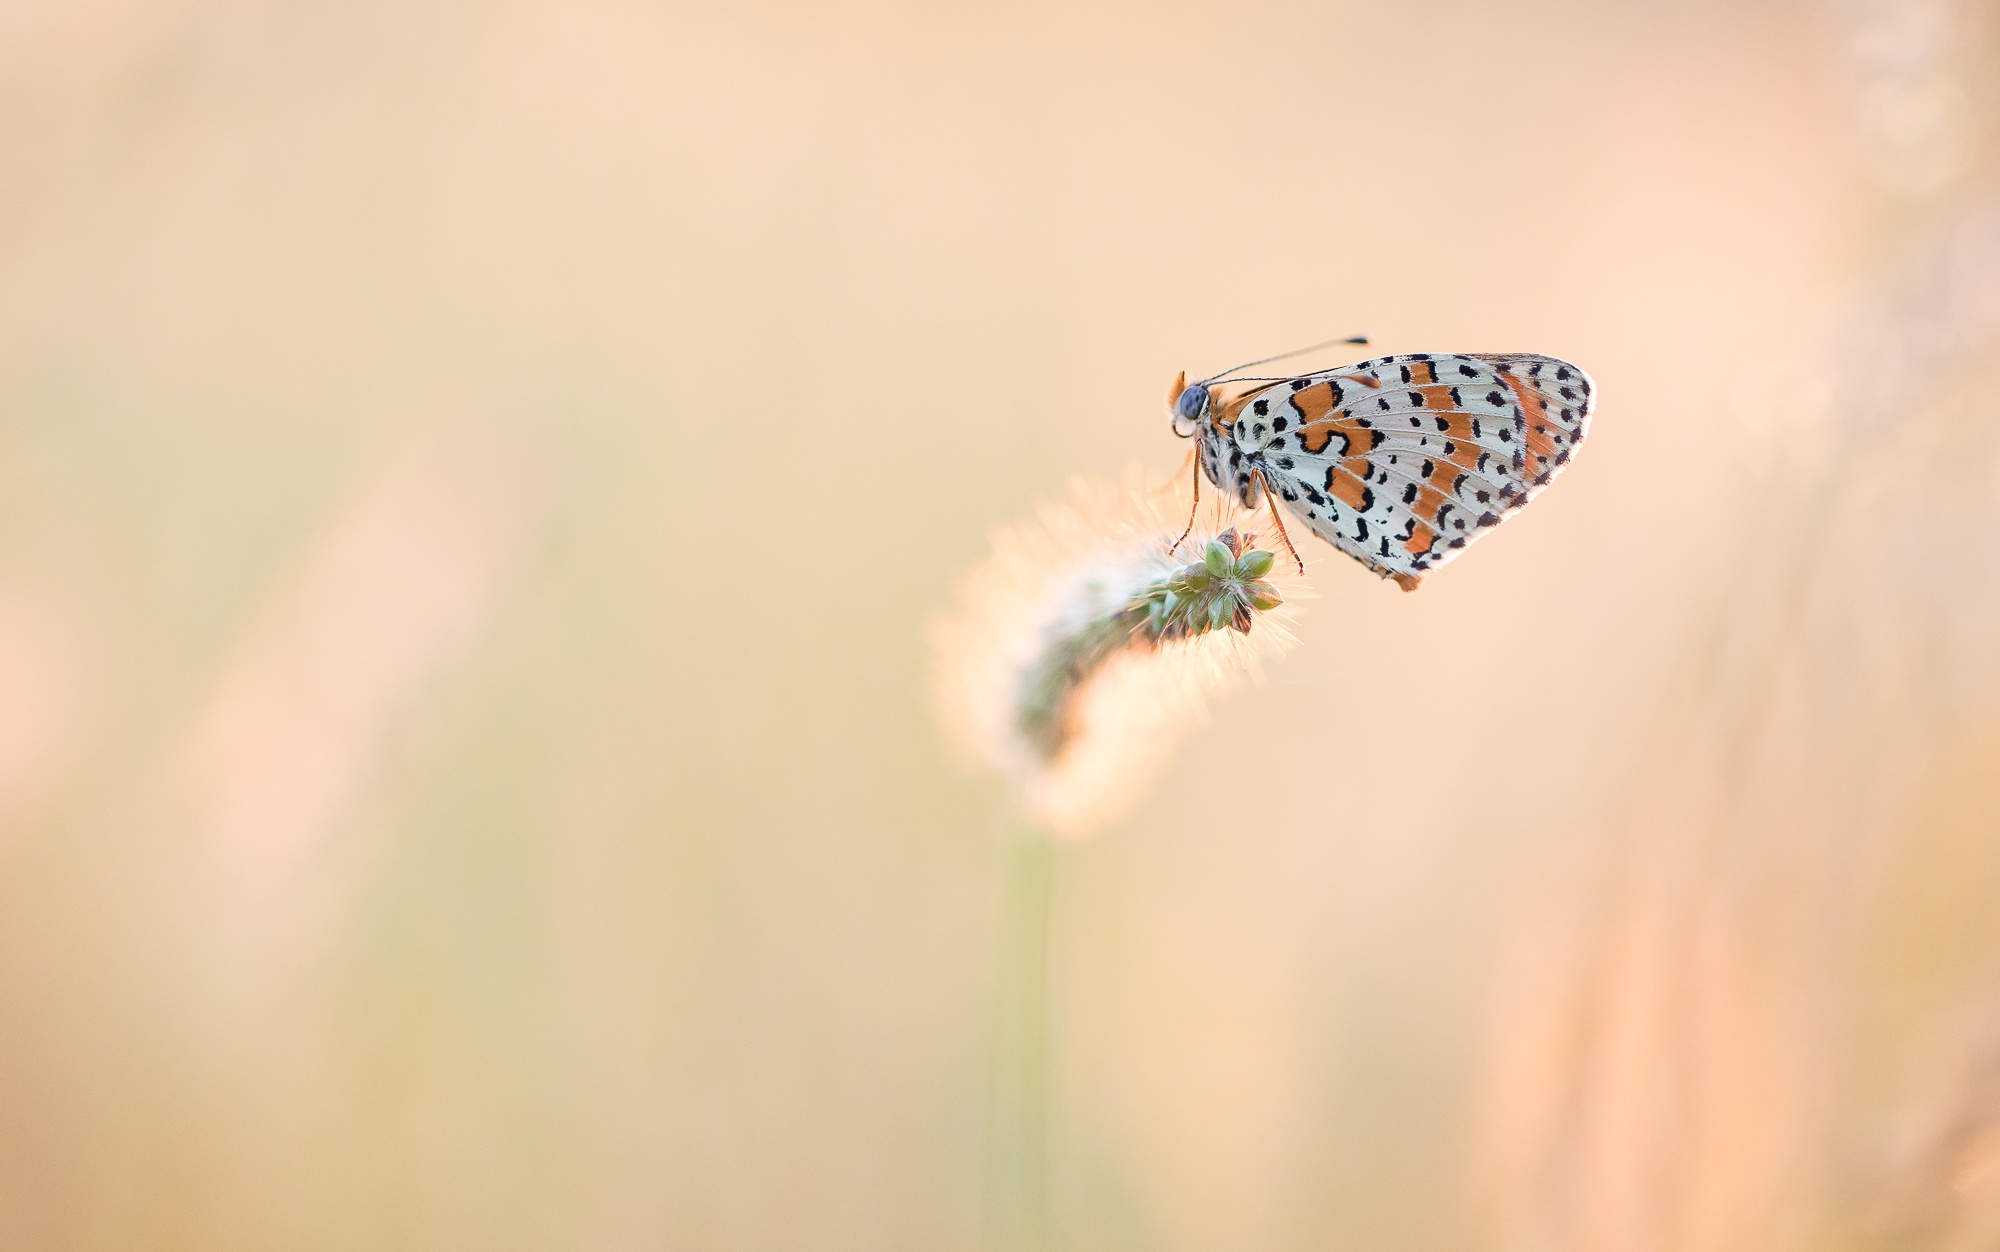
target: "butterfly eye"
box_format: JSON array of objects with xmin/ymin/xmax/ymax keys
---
[{"xmin": 1170, "ymin": 384, "xmax": 1210, "ymax": 437}]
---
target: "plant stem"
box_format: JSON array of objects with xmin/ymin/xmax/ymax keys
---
[{"xmin": 986, "ymin": 830, "xmax": 1055, "ymax": 1252}]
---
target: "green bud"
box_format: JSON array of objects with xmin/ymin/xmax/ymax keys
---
[
  {"xmin": 1207, "ymin": 594, "xmax": 1233, "ymax": 631},
  {"xmin": 1203, "ymin": 540, "xmax": 1232, "ymax": 578},
  {"xmin": 1237, "ymin": 549, "xmax": 1276, "ymax": 579},
  {"xmin": 1245, "ymin": 581, "xmax": 1283, "ymax": 611}
]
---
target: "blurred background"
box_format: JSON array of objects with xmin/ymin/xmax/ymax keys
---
[{"xmin": 1, "ymin": 0, "xmax": 1997, "ymax": 1248}]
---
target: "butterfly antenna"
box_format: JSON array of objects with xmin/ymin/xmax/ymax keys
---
[{"xmin": 1202, "ymin": 335, "xmax": 1369, "ymax": 385}]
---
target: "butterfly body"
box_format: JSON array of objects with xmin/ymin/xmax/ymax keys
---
[{"xmin": 1170, "ymin": 352, "xmax": 1593, "ymax": 590}]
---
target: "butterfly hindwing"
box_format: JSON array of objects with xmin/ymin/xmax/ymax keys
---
[{"xmin": 1223, "ymin": 353, "xmax": 1592, "ymax": 587}]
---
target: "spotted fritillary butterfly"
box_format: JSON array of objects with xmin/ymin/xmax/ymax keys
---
[{"xmin": 1168, "ymin": 346, "xmax": 1594, "ymax": 590}]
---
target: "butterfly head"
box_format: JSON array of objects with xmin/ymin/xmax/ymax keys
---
[{"xmin": 1167, "ymin": 371, "xmax": 1211, "ymax": 439}]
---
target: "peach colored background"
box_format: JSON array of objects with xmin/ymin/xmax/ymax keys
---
[{"xmin": 1, "ymin": 0, "xmax": 1996, "ymax": 1249}]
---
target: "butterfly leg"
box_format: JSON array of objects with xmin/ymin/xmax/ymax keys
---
[
  {"xmin": 1169, "ymin": 450, "xmax": 1200, "ymax": 556},
  {"xmin": 1250, "ymin": 469, "xmax": 1305, "ymax": 575}
]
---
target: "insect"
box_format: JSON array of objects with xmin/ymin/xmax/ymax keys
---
[{"xmin": 1167, "ymin": 338, "xmax": 1594, "ymax": 590}]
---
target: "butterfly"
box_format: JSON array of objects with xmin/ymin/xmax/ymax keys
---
[{"xmin": 1167, "ymin": 338, "xmax": 1593, "ymax": 590}]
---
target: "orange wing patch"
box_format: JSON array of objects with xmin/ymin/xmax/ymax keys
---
[
  {"xmin": 1434, "ymin": 440, "xmax": 1491, "ymax": 479},
  {"xmin": 1403, "ymin": 520, "xmax": 1437, "ymax": 556},
  {"xmin": 1325, "ymin": 459, "xmax": 1374, "ymax": 510},
  {"xmin": 1499, "ymin": 382, "xmax": 1555, "ymax": 462},
  {"xmin": 1287, "ymin": 381, "xmax": 1339, "ymax": 424},
  {"xmin": 1525, "ymin": 422, "xmax": 1561, "ymax": 473},
  {"xmin": 1410, "ymin": 481, "xmax": 1473, "ymax": 531},
  {"xmin": 1301, "ymin": 417, "xmax": 1382, "ymax": 456},
  {"xmin": 1297, "ymin": 421, "xmax": 1342, "ymax": 454}
]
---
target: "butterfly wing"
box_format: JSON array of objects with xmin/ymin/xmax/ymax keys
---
[{"xmin": 1231, "ymin": 353, "xmax": 1593, "ymax": 589}]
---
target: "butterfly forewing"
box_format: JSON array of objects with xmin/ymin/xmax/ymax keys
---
[{"xmin": 1221, "ymin": 353, "xmax": 1592, "ymax": 587}]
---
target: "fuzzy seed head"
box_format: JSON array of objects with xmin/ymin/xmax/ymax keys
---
[{"xmin": 931, "ymin": 473, "xmax": 1306, "ymax": 836}]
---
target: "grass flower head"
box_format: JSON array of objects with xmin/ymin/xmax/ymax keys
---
[{"xmin": 933, "ymin": 474, "xmax": 1305, "ymax": 836}]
